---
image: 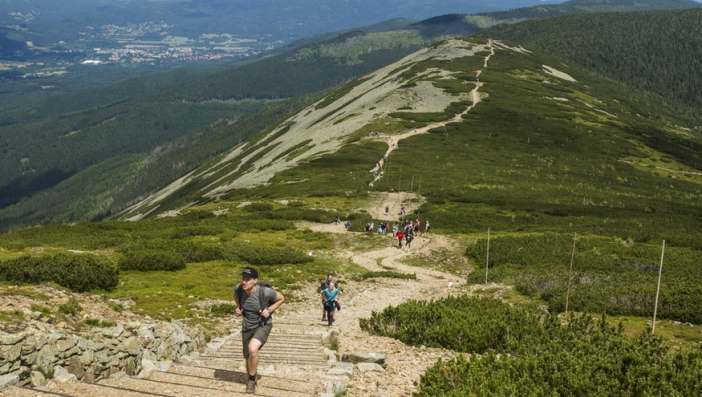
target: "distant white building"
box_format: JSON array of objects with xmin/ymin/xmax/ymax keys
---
[{"xmin": 81, "ymin": 60, "xmax": 102, "ymax": 65}]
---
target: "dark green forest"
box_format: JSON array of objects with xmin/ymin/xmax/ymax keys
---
[
  {"xmin": 480, "ymin": 0, "xmax": 700, "ymax": 20},
  {"xmin": 477, "ymin": 8, "xmax": 702, "ymax": 121}
]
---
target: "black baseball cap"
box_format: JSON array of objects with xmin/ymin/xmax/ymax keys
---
[{"xmin": 241, "ymin": 267, "xmax": 259, "ymax": 279}]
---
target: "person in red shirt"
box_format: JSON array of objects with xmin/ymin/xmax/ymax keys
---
[{"xmin": 396, "ymin": 230, "xmax": 404, "ymax": 249}]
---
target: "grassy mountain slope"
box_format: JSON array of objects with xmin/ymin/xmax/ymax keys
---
[
  {"xmin": 124, "ymin": 37, "xmax": 701, "ymax": 225},
  {"xmin": 4, "ymin": 2, "xmax": 702, "ymax": 232},
  {"xmin": 0, "ymin": 28, "xmax": 435, "ymax": 231},
  {"xmin": 114, "ymin": 36, "xmax": 702, "ymax": 325},
  {"xmin": 475, "ymin": 8, "xmax": 702, "ymax": 121}
]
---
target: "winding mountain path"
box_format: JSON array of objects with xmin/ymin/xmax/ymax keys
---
[
  {"xmin": 3, "ymin": 41, "xmax": 494, "ymax": 397},
  {"xmin": 5, "ymin": 214, "xmax": 471, "ymax": 397},
  {"xmin": 370, "ymin": 40, "xmax": 495, "ymax": 184}
]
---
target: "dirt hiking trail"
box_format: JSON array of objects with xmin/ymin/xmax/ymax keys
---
[
  {"xmin": 2, "ymin": 41, "xmax": 496, "ymax": 397},
  {"xmin": 5, "ymin": 205, "xmax": 475, "ymax": 397}
]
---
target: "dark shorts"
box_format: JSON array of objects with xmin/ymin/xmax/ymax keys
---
[{"xmin": 242, "ymin": 323, "xmax": 272, "ymax": 359}]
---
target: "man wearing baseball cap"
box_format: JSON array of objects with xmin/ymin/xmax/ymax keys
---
[{"xmin": 234, "ymin": 267, "xmax": 285, "ymax": 393}]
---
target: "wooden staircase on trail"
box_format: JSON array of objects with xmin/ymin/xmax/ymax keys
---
[{"xmin": 4, "ymin": 314, "xmax": 335, "ymax": 397}]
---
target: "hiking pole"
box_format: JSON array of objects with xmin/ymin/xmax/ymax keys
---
[
  {"xmin": 485, "ymin": 228, "xmax": 490, "ymax": 284},
  {"xmin": 652, "ymin": 240, "xmax": 666, "ymax": 335},
  {"xmin": 564, "ymin": 232, "xmax": 577, "ymax": 320}
]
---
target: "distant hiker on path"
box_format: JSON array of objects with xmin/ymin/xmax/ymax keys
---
[
  {"xmin": 425, "ymin": 220, "xmax": 431, "ymax": 234},
  {"xmin": 345, "ymin": 221, "xmax": 351, "ymax": 231},
  {"xmin": 234, "ymin": 267, "xmax": 285, "ymax": 394},
  {"xmin": 320, "ymin": 272, "xmax": 338, "ymax": 322},
  {"xmin": 406, "ymin": 229, "xmax": 414, "ymax": 250},
  {"xmin": 396, "ymin": 229, "xmax": 404, "ymax": 248},
  {"xmin": 385, "ymin": 205, "xmax": 389, "ymax": 214},
  {"xmin": 322, "ymin": 281, "xmax": 341, "ymax": 327}
]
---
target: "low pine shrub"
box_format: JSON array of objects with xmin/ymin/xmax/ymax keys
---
[
  {"xmin": 364, "ymin": 295, "xmax": 702, "ymax": 396},
  {"xmin": 243, "ymin": 202, "xmax": 273, "ymax": 212},
  {"xmin": 210, "ymin": 303, "xmax": 237, "ymax": 317},
  {"xmin": 0, "ymin": 253, "xmax": 118, "ymax": 292},
  {"xmin": 58, "ymin": 298, "xmax": 83, "ymax": 315},
  {"xmin": 357, "ymin": 271, "xmax": 416, "ymax": 280},
  {"xmin": 414, "ymin": 314, "xmax": 702, "ymax": 396},
  {"xmin": 118, "ymin": 250, "xmax": 186, "ymax": 271},
  {"xmin": 176, "ymin": 242, "xmax": 228, "ymax": 262},
  {"xmin": 360, "ymin": 295, "xmax": 544, "ymax": 353},
  {"xmin": 228, "ymin": 243, "xmax": 312, "ymax": 266},
  {"xmin": 120, "ymin": 240, "xmax": 228, "ymax": 263}
]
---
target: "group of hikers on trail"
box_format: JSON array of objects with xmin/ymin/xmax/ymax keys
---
[
  {"xmin": 395, "ymin": 218, "xmax": 429, "ymax": 249},
  {"xmin": 232, "ymin": 268, "xmax": 342, "ymax": 393}
]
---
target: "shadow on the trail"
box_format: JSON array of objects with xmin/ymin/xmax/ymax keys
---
[{"xmin": 214, "ymin": 368, "xmax": 251, "ymax": 384}]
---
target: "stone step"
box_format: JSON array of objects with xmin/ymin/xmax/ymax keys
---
[
  {"xmin": 224, "ymin": 339, "xmax": 322, "ymax": 346},
  {"xmin": 46, "ymin": 375, "xmax": 299, "ymax": 397},
  {"xmin": 3, "ymin": 386, "xmax": 77, "ymax": 396},
  {"xmin": 153, "ymin": 367, "xmax": 318, "ymax": 395},
  {"xmin": 198, "ymin": 356, "xmax": 329, "ymax": 367},
  {"xmin": 203, "ymin": 352, "xmax": 327, "ymax": 360}
]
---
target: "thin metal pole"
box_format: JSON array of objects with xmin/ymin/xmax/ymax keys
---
[
  {"xmin": 565, "ymin": 232, "xmax": 577, "ymax": 319},
  {"xmin": 410, "ymin": 176, "xmax": 414, "ymax": 194},
  {"xmin": 652, "ymin": 240, "xmax": 666, "ymax": 335},
  {"xmin": 417, "ymin": 176, "xmax": 422, "ymax": 228},
  {"xmin": 485, "ymin": 228, "xmax": 491, "ymax": 284}
]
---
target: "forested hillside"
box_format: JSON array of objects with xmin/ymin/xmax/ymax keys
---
[
  {"xmin": 476, "ymin": 8, "xmax": 702, "ymax": 120},
  {"xmin": 2, "ymin": 35, "xmax": 702, "ymax": 396},
  {"xmin": 4, "ymin": 1, "xmax": 702, "ymax": 232},
  {"xmin": 479, "ymin": 0, "xmax": 699, "ymax": 20},
  {"xmin": 0, "ymin": 29, "xmax": 430, "ymax": 231}
]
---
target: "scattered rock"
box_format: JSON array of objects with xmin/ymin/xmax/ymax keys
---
[
  {"xmin": 341, "ymin": 352, "xmax": 387, "ymax": 369},
  {"xmin": 355, "ymin": 362, "xmax": 386, "ymax": 375},
  {"xmin": 29, "ymin": 371, "xmax": 46, "ymax": 388},
  {"xmin": 0, "ymin": 374, "xmax": 19, "ymax": 389},
  {"xmin": 53, "ymin": 365, "xmax": 77, "ymax": 383}
]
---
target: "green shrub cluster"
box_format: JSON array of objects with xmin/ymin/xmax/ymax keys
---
[
  {"xmin": 360, "ymin": 295, "xmax": 543, "ymax": 352},
  {"xmin": 228, "ymin": 243, "xmax": 312, "ymax": 266},
  {"xmin": 362, "ymin": 296, "xmax": 702, "ymax": 396},
  {"xmin": 243, "ymin": 203, "xmax": 274, "ymax": 212},
  {"xmin": 58, "ymin": 298, "xmax": 83, "ymax": 315},
  {"xmin": 210, "ymin": 303, "xmax": 237, "ymax": 317},
  {"xmin": 0, "ymin": 253, "xmax": 118, "ymax": 292},
  {"xmin": 357, "ymin": 271, "xmax": 416, "ymax": 280},
  {"xmin": 266, "ymin": 208, "xmax": 337, "ymax": 223},
  {"xmin": 118, "ymin": 250, "xmax": 187, "ymax": 272},
  {"xmin": 121, "ymin": 240, "xmax": 228, "ymax": 263},
  {"xmin": 465, "ymin": 234, "xmax": 702, "ymax": 323}
]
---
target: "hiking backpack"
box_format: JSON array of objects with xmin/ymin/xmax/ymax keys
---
[{"xmin": 234, "ymin": 282, "xmax": 273, "ymax": 324}]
